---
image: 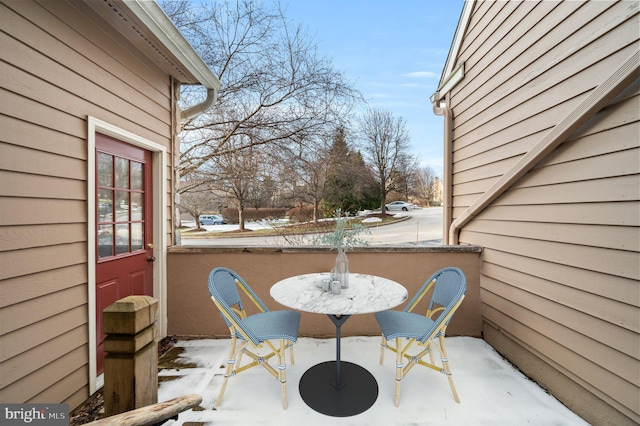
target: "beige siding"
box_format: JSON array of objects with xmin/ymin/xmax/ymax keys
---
[
  {"xmin": 0, "ymin": 0, "xmax": 174, "ymax": 410},
  {"xmin": 451, "ymin": 1, "xmax": 638, "ymax": 207},
  {"xmin": 447, "ymin": 1, "xmax": 639, "ymax": 424}
]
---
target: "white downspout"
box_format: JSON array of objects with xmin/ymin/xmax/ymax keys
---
[{"xmin": 432, "ymin": 92, "xmax": 453, "ymax": 245}]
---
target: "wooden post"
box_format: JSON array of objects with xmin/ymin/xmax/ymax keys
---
[{"xmin": 103, "ymin": 295, "xmax": 159, "ymax": 417}]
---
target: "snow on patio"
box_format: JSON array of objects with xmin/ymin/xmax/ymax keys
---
[{"xmin": 157, "ymin": 336, "xmax": 587, "ymax": 425}]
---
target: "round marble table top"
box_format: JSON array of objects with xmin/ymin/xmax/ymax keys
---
[{"xmin": 270, "ymin": 273, "xmax": 408, "ymax": 315}]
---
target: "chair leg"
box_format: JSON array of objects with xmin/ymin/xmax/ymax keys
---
[
  {"xmin": 380, "ymin": 335, "xmax": 386, "ymax": 364},
  {"xmin": 428, "ymin": 340, "xmax": 436, "ymax": 366},
  {"xmin": 439, "ymin": 334, "xmax": 460, "ymax": 403},
  {"xmin": 278, "ymin": 339, "xmax": 288, "ymax": 410},
  {"xmin": 216, "ymin": 336, "xmax": 238, "ymax": 407},
  {"xmin": 394, "ymin": 337, "xmax": 404, "ymax": 407},
  {"xmin": 236, "ymin": 347, "xmax": 244, "ymax": 368},
  {"xmin": 289, "ymin": 342, "xmax": 295, "ymax": 365}
]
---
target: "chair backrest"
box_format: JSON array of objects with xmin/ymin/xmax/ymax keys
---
[
  {"xmin": 405, "ymin": 267, "xmax": 467, "ymax": 342},
  {"xmin": 207, "ymin": 267, "xmax": 268, "ymax": 345},
  {"xmin": 428, "ymin": 268, "xmax": 466, "ymax": 314}
]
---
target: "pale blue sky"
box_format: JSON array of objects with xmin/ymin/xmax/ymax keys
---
[{"xmin": 283, "ymin": 0, "xmax": 465, "ymax": 176}]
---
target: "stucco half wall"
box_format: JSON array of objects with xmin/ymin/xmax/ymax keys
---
[{"xmin": 166, "ymin": 246, "xmax": 482, "ymax": 338}]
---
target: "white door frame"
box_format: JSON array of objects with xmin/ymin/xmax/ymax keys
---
[{"xmin": 87, "ymin": 117, "xmax": 168, "ymax": 393}]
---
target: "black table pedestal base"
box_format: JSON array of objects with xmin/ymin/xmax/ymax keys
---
[{"xmin": 299, "ymin": 361, "xmax": 378, "ymax": 417}]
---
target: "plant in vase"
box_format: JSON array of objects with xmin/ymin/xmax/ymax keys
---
[{"xmin": 320, "ymin": 211, "xmax": 370, "ymax": 288}]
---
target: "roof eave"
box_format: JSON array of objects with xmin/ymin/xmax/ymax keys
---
[
  {"xmin": 432, "ymin": 0, "xmax": 473, "ymax": 101},
  {"xmin": 123, "ymin": 0, "xmax": 220, "ymax": 91}
]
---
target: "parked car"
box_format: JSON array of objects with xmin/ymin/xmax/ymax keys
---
[
  {"xmin": 385, "ymin": 201, "xmax": 419, "ymax": 211},
  {"xmin": 199, "ymin": 214, "xmax": 225, "ymax": 225}
]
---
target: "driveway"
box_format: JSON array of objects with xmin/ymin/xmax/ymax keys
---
[{"xmin": 180, "ymin": 208, "xmax": 443, "ymax": 247}]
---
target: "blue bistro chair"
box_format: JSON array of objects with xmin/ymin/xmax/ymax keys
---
[
  {"xmin": 375, "ymin": 267, "xmax": 467, "ymax": 406},
  {"xmin": 208, "ymin": 267, "xmax": 300, "ymax": 409}
]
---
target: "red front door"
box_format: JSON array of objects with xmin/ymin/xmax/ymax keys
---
[{"xmin": 95, "ymin": 133, "xmax": 154, "ymax": 374}]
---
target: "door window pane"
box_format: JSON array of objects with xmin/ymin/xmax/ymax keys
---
[
  {"xmin": 131, "ymin": 223, "xmax": 143, "ymax": 251},
  {"xmin": 131, "ymin": 193, "xmax": 143, "ymax": 221},
  {"xmin": 116, "ymin": 191, "xmax": 129, "ymax": 221},
  {"xmin": 98, "ymin": 153, "xmax": 113, "ymax": 187},
  {"xmin": 115, "ymin": 157, "xmax": 129, "ymax": 189},
  {"xmin": 98, "ymin": 225, "xmax": 114, "ymax": 258},
  {"xmin": 131, "ymin": 162, "xmax": 143, "ymax": 190},
  {"xmin": 116, "ymin": 224, "xmax": 130, "ymax": 255},
  {"xmin": 98, "ymin": 189, "xmax": 113, "ymax": 222}
]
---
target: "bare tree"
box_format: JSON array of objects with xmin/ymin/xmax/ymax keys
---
[
  {"xmin": 176, "ymin": 178, "xmax": 224, "ymax": 229},
  {"xmin": 389, "ymin": 154, "xmax": 420, "ymax": 203},
  {"xmin": 207, "ymin": 136, "xmax": 266, "ymax": 230},
  {"xmin": 416, "ymin": 166, "xmax": 441, "ymax": 207},
  {"xmin": 287, "ymin": 147, "xmax": 331, "ymax": 223},
  {"xmin": 160, "ymin": 0, "xmax": 361, "ymax": 181},
  {"xmin": 358, "ymin": 108, "xmax": 411, "ymax": 215}
]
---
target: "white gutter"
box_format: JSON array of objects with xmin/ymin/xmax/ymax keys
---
[
  {"xmin": 124, "ymin": 0, "xmax": 221, "ymax": 121},
  {"xmin": 432, "ymin": 63, "xmax": 465, "ymax": 103},
  {"xmin": 438, "ymin": 0, "xmax": 473, "ymax": 91},
  {"xmin": 179, "ymin": 88, "xmax": 218, "ymax": 122},
  {"xmin": 448, "ymin": 49, "xmax": 640, "ymax": 244}
]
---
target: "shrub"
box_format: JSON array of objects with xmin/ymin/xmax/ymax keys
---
[
  {"xmin": 221, "ymin": 207, "xmax": 289, "ymax": 224},
  {"xmin": 286, "ymin": 206, "xmax": 320, "ymax": 222}
]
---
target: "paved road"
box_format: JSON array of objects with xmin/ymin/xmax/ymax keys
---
[
  {"xmin": 180, "ymin": 207, "xmax": 443, "ymax": 247},
  {"xmin": 361, "ymin": 207, "xmax": 443, "ymax": 246}
]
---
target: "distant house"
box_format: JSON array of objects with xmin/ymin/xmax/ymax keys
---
[
  {"xmin": 432, "ymin": 1, "xmax": 639, "ymax": 425},
  {"xmin": 0, "ymin": 0, "xmax": 219, "ymax": 410}
]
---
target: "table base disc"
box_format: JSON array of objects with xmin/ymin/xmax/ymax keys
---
[{"xmin": 299, "ymin": 361, "xmax": 378, "ymax": 417}]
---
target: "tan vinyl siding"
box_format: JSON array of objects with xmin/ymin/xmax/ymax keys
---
[
  {"xmin": 1, "ymin": 326, "xmax": 87, "ymax": 390},
  {"xmin": 2, "ymin": 1, "xmax": 172, "ymax": 141},
  {"xmin": 451, "ymin": 1, "xmax": 638, "ymax": 208},
  {"xmin": 0, "ymin": 0, "xmax": 175, "ymax": 409},
  {"xmin": 446, "ymin": 1, "xmax": 639, "ymax": 424},
  {"xmin": 0, "ymin": 265, "xmax": 88, "ymax": 307}
]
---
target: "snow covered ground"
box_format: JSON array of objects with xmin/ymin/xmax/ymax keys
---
[{"xmin": 157, "ymin": 336, "xmax": 587, "ymax": 425}]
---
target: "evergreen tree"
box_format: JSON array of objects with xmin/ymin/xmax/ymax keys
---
[{"xmin": 324, "ymin": 128, "xmax": 379, "ymax": 214}]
